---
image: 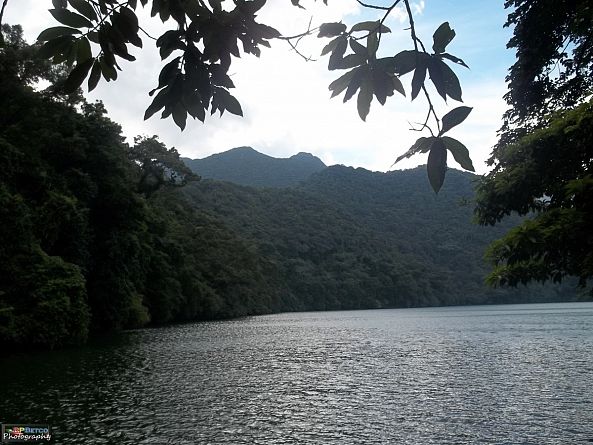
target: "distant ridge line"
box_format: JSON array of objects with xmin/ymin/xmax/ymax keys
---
[{"xmin": 182, "ymin": 146, "xmax": 327, "ymax": 188}]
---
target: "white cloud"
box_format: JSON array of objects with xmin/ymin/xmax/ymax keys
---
[{"xmin": 414, "ymin": 1, "xmax": 426, "ymax": 15}]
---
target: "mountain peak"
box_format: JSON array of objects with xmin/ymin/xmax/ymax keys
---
[
  {"xmin": 291, "ymin": 151, "xmax": 314, "ymax": 159},
  {"xmin": 227, "ymin": 146, "xmax": 258, "ymax": 154},
  {"xmin": 183, "ymin": 147, "xmax": 326, "ymax": 188}
]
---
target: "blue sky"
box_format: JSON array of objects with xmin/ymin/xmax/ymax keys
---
[{"xmin": 5, "ymin": 0, "xmax": 515, "ymax": 174}]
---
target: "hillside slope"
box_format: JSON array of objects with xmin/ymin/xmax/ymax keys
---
[{"xmin": 184, "ymin": 165, "xmax": 573, "ymax": 311}]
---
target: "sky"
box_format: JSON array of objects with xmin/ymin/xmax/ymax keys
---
[{"xmin": 5, "ymin": 0, "xmax": 515, "ymax": 174}]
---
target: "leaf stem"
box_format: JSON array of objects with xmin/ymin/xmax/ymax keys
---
[
  {"xmin": 404, "ymin": 0, "xmax": 439, "ymax": 134},
  {"xmin": 278, "ymin": 18, "xmax": 318, "ymax": 62},
  {"xmin": 356, "ymin": 1, "xmax": 390, "ymax": 11}
]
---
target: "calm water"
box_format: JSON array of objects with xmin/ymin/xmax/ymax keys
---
[{"xmin": 1, "ymin": 303, "xmax": 593, "ymax": 444}]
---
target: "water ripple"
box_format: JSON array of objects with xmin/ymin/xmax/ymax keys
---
[{"xmin": 1, "ymin": 303, "xmax": 593, "ymax": 444}]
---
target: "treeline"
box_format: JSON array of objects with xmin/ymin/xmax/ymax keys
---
[{"xmin": 0, "ymin": 26, "xmax": 283, "ymax": 348}]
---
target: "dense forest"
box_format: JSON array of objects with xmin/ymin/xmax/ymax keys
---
[
  {"xmin": 0, "ymin": 24, "xmax": 579, "ymax": 350},
  {"xmin": 0, "ymin": 25, "xmax": 284, "ymax": 348},
  {"xmin": 184, "ymin": 163, "xmax": 575, "ymax": 312}
]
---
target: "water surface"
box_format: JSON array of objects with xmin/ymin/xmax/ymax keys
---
[{"xmin": 2, "ymin": 302, "xmax": 593, "ymax": 444}]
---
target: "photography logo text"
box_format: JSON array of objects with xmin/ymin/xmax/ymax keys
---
[{"xmin": 1, "ymin": 425, "xmax": 51, "ymax": 443}]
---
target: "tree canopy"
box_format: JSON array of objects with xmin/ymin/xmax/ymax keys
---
[
  {"xmin": 475, "ymin": 0, "xmax": 593, "ymax": 293},
  {"xmin": 0, "ymin": 25, "xmax": 285, "ymax": 347}
]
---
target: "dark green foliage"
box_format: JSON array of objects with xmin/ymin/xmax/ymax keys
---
[
  {"xmin": 476, "ymin": 1, "xmax": 593, "ymax": 294},
  {"xmin": 182, "ymin": 146, "xmax": 326, "ymax": 188},
  {"xmin": 183, "ymin": 164, "xmax": 575, "ymax": 311},
  {"xmin": 127, "ymin": 135, "xmax": 199, "ymax": 197},
  {"xmin": 0, "ymin": 27, "xmax": 284, "ymax": 347},
  {"xmin": 4, "ymin": 251, "xmax": 90, "ymax": 348},
  {"xmin": 476, "ymin": 101, "xmax": 593, "ymax": 291},
  {"xmin": 501, "ymin": 0, "xmax": 593, "ymax": 129}
]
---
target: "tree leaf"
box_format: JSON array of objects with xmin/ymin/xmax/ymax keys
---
[
  {"xmin": 49, "ymin": 8, "xmax": 93, "ymax": 28},
  {"xmin": 99, "ymin": 55, "xmax": 117, "ymax": 81},
  {"xmin": 144, "ymin": 87, "xmax": 170, "ymax": 120},
  {"xmin": 350, "ymin": 21, "xmax": 391, "ymax": 33},
  {"xmin": 37, "ymin": 26, "xmax": 81, "ymax": 42},
  {"xmin": 357, "ymin": 75, "xmax": 373, "ymax": 121},
  {"xmin": 87, "ymin": 59, "xmax": 102, "ymax": 91},
  {"xmin": 349, "ymin": 38, "xmax": 366, "ymax": 57},
  {"xmin": 428, "ymin": 57, "xmax": 462, "ymax": 102},
  {"xmin": 391, "ymin": 74, "xmax": 405, "ymax": 97},
  {"xmin": 392, "ymin": 50, "xmax": 417, "ymax": 75},
  {"xmin": 172, "ymin": 103, "xmax": 187, "ymax": 130},
  {"xmin": 327, "ymin": 36, "xmax": 348, "ymax": 71},
  {"xmin": 427, "ymin": 138, "xmax": 447, "ymax": 193},
  {"xmin": 338, "ymin": 53, "xmax": 366, "ymax": 70},
  {"xmin": 222, "ymin": 91, "xmax": 243, "ymax": 116},
  {"xmin": 318, "ymin": 23, "xmax": 347, "ymax": 38},
  {"xmin": 372, "ymin": 69, "xmax": 395, "ymax": 105},
  {"xmin": 432, "ymin": 22, "xmax": 455, "ymax": 54},
  {"xmin": 428, "ymin": 56, "xmax": 447, "ymax": 101},
  {"xmin": 440, "ymin": 59, "xmax": 462, "ymax": 102},
  {"xmin": 87, "ymin": 31, "xmax": 99, "ymax": 43},
  {"xmin": 63, "ymin": 58, "xmax": 94, "ymax": 93},
  {"xmin": 183, "ymin": 92, "xmax": 206, "ymax": 122},
  {"xmin": 440, "ymin": 52, "xmax": 469, "ymax": 68},
  {"xmin": 442, "ymin": 136, "xmax": 474, "ymax": 171},
  {"xmin": 328, "ymin": 36, "xmax": 347, "ymax": 70},
  {"xmin": 343, "ymin": 66, "xmax": 366, "ymax": 103},
  {"xmin": 37, "ymin": 35, "xmax": 76, "ymax": 59},
  {"xmin": 50, "ymin": 41, "xmax": 76, "ymax": 65},
  {"xmin": 367, "ymin": 31, "xmax": 379, "ymax": 59},
  {"xmin": 321, "ymin": 36, "xmax": 342, "ymax": 56},
  {"xmin": 76, "ymin": 37, "xmax": 92, "ymax": 63},
  {"xmin": 68, "ymin": 0, "xmax": 98, "ymax": 21},
  {"xmin": 440, "ymin": 106, "xmax": 472, "ymax": 135},
  {"xmin": 329, "ymin": 67, "xmax": 357, "ymax": 98},
  {"xmin": 157, "ymin": 57, "xmax": 180, "ymax": 90},
  {"xmin": 411, "ymin": 58, "xmax": 427, "ymax": 100},
  {"xmin": 118, "ymin": 7, "xmax": 140, "ymax": 36},
  {"xmin": 393, "ymin": 136, "xmax": 436, "ymax": 165}
]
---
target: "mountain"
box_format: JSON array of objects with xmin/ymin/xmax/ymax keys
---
[
  {"xmin": 183, "ymin": 165, "xmax": 575, "ymax": 311},
  {"xmin": 182, "ymin": 146, "xmax": 326, "ymax": 188}
]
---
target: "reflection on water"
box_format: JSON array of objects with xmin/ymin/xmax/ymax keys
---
[{"xmin": 1, "ymin": 302, "xmax": 593, "ymax": 444}]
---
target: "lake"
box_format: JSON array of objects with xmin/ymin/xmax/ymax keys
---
[{"xmin": 1, "ymin": 302, "xmax": 593, "ymax": 444}]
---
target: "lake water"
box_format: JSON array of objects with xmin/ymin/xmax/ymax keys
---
[{"xmin": 1, "ymin": 302, "xmax": 593, "ymax": 444}]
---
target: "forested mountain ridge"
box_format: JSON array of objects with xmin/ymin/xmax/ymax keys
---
[
  {"xmin": 182, "ymin": 146, "xmax": 326, "ymax": 188},
  {"xmin": 183, "ymin": 166, "xmax": 574, "ymax": 311}
]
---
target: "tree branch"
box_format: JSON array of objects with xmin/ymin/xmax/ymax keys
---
[
  {"xmin": 139, "ymin": 25, "xmax": 157, "ymax": 40},
  {"xmin": 404, "ymin": 0, "xmax": 439, "ymax": 134},
  {"xmin": 356, "ymin": 0, "xmax": 390, "ymax": 11},
  {"xmin": 278, "ymin": 17, "xmax": 317, "ymax": 62},
  {"xmin": 0, "ymin": 0, "xmax": 10, "ymax": 29}
]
